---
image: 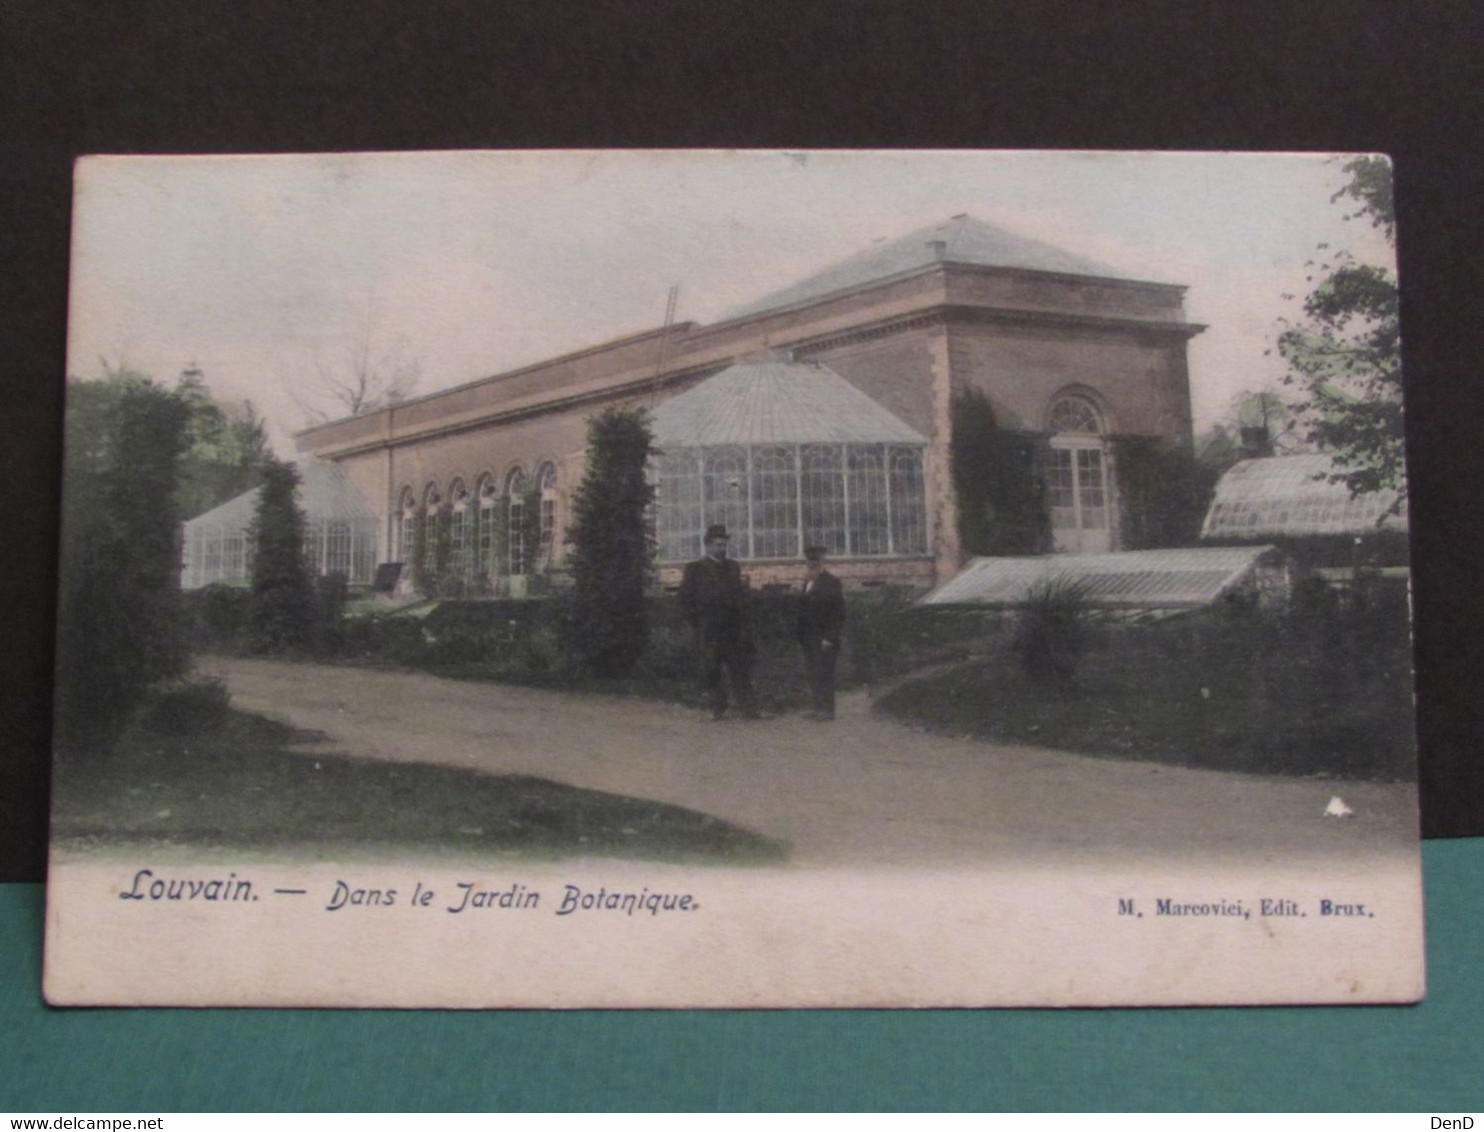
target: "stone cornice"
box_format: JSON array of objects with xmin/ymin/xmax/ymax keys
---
[{"xmin": 790, "ymin": 303, "xmax": 1205, "ymax": 356}]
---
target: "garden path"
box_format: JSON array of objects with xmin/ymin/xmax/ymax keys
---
[{"xmin": 203, "ymin": 655, "xmax": 1420, "ymax": 869}]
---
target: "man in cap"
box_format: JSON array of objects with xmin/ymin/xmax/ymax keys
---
[
  {"xmin": 678, "ymin": 524, "xmax": 760, "ymax": 720},
  {"xmin": 796, "ymin": 544, "xmax": 846, "ymax": 720}
]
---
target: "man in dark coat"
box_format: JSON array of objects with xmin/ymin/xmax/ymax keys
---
[
  {"xmin": 796, "ymin": 544, "xmax": 846, "ymax": 720},
  {"xmin": 679, "ymin": 524, "xmax": 759, "ymax": 720}
]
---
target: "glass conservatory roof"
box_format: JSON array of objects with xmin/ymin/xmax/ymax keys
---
[
  {"xmin": 922, "ymin": 547, "xmax": 1277, "ymax": 610},
  {"xmin": 721, "ymin": 213, "xmax": 1129, "ymax": 321},
  {"xmin": 181, "ymin": 460, "xmax": 377, "ymax": 532},
  {"xmin": 652, "ymin": 359, "xmax": 928, "ymax": 449},
  {"xmin": 1201, "ymin": 454, "xmax": 1407, "ymax": 539}
]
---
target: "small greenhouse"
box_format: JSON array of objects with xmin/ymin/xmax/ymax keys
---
[
  {"xmin": 650, "ymin": 359, "xmax": 930, "ymax": 564},
  {"xmin": 1201, "ymin": 454, "xmax": 1407, "ymax": 540},
  {"xmin": 181, "ymin": 460, "xmax": 379, "ymax": 589}
]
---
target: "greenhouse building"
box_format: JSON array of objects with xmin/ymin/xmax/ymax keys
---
[{"xmin": 181, "ymin": 460, "xmax": 379, "ymax": 589}]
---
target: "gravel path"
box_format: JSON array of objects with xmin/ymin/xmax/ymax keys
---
[{"xmin": 202, "ymin": 655, "xmax": 1420, "ymax": 869}]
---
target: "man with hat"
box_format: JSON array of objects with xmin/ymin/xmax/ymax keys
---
[
  {"xmin": 796, "ymin": 544, "xmax": 846, "ymax": 720},
  {"xmin": 678, "ymin": 524, "xmax": 760, "ymax": 720}
]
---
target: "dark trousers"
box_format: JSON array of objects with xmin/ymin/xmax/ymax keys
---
[
  {"xmin": 701, "ymin": 639, "xmax": 757, "ymax": 717},
  {"xmin": 802, "ymin": 641, "xmax": 838, "ymax": 717}
]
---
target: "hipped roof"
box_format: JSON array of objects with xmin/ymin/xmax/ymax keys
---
[
  {"xmin": 182, "ymin": 460, "xmax": 376, "ymax": 532},
  {"xmin": 652, "ymin": 359, "xmax": 928, "ymax": 448},
  {"xmin": 722, "ymin": 213, "xmax": 1128, "ymax": 320}
]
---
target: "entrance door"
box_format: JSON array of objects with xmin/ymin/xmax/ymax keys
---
[{"xmin": 1047, "ymin": 441, "xmax": 1111, "ymax": 553}]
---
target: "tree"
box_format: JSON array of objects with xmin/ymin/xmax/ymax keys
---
[
  {"xmin": 247, "ymin": 459, "xmax": 318, "ymax": 653},
  {"xmin": 288, "ymin": 302, "xmax": 421, "ymax": 423},
  {"xmin": 1196, "ymin": 386, "xmax": 1309, "ymax": 473},
  {"xmin": 173, "ymin": 365, "xmax": 272, "ymax": 519},
  {"xmin": 1279, "ymin": 156, "xmax": 1403, "ymax": 504},
  {"xmin": 55, "ymin": 370, "xmax": 194, "ymax": 747},
  {"xmin": 564, "ymin": 407, "xmax": 656, "ymax": 677}
]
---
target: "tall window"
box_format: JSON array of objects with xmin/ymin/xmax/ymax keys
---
[
  {"xmin": 800, "ymin": 445, "xmax": 847, "ymax": 554},
  {"xmin": 326, "ymin": 520, "xmax": 353, "ymax": 577},
  {"xmin": 472, "ymin": 474, "xmax": 497, "ymax": 581},
  {"xmin": 750, "ymin": 446, "xmax": 799, "ymax": 559},
  {"xmin": 1047, "ymin": 393, "xmax": 1112, "ymax": 554},
  {"xmin": 397, "ymin": 487, "xmax": 417, "ymax": 563},
  {"xmin": 421, "ymin": 483, "xmax": 441, "ymax": 578},
  {"xmin": 702, "ymin": 447, "xmax": 749, "ymax": 550},
  {"xmin": 888, "ymin": 447, "xmax": 927, "ymax": 554},
  {"xmin": 847, "ymin": 445, "xmax": 889, "ymax": 555},
  {"xmin": 448, "ymin": 479, "xmax": 470, "ymax": 581},
  {"xmin": 535, "ymin": 462, "xmax": 558, "ymax": 569},
  {"xmin": 505, "ymin": 468, "xmax": 527, "ymax": 576},
  {"xmin": 657, "ymin": 450, "xmax": 702, "ymax": 563}
]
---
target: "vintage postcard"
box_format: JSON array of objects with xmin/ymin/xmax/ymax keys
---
[{"xmin": 46, "ymin": 150, "xmax": 1422, "ymax": 1007}]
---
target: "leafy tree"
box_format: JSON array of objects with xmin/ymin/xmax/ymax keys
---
[
  {"xmin": 55, "ymin": 370, "xmax": 193, "ymax": 747},
  {"xmin": 950, "ymin": 387, "xmax": 1051, "ymax": 558},
  {"xmin": 247, "ymin": 459, "xmax": 318, "ymax": 653},
  {"xmin": 564, "ymin": 407, "xmax": 656, "ymax": 677},
  {"xmin": 174, "ymin": 366, "xmax": 271, "ymax": 520},
  {"xmin": 1279, "ymin": 156, "xmax": 1403, "ymax": 504}
]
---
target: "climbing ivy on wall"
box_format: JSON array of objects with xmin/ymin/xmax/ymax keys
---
[
  {"xmin": 1114, "ymin": 436, "xmax": 1218, "ymax": 549},
  {"xmin": 949, "ymin": 387, "xmax": 1052, "ymax": 559}
]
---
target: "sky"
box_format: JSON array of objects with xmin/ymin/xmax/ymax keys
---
[{"xmin": 66, "ymin": 150, "xmax": 1396, "ymax": 453}]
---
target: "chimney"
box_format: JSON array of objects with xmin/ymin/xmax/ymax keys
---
[
  {"xmin": 927, "ymin": 239, "xmax": 947, "ymax": 261},
  {"xmin": 1238, "ymin": 425, "xmax": 1273, "ymax": 460}
]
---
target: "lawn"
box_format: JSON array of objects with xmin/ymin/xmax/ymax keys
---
[
  {"xmin": 876, "ymin": 595, "xmax": 1417, "ymax": 782},
  {"xmin": 52, "ymin": 706, "xmax": 788, "ymax": 865}
]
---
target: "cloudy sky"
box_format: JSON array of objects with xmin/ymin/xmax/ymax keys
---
[{"xmin": 68, "ymin": 150, "xmax": 1395, "ymax": 452}]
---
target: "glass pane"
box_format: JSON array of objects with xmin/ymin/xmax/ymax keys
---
[
  {"xmin": 848, "ymin": 445, "xmax": 889, "ymax": 556},
  {"xmin": 888, "ymin": 447, "xmax": 927, "ymax": 555},
  {"xmin": 1047, "ymin": 449, "xmax": 1076, "ymax": 526},
  {"xmin": 702, "ymin": 447, "xmax": 749, "ymax": 554},
  {"xmin": 657, "ymin": 450, "xmax": 702, "ymax": 562},
  {"xmin": 800, "ymin": 445, "xmax": 847, "ymax": 554},
  {"xmin": 750, "ymin": 446, "xmax": 798, "ymax": 559}
]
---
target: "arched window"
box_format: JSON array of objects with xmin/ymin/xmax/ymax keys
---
[
  {"xmin": 702, "ymin": 447, "xmax": 749, "ymax": 550},
  {"xmin": 448, "ymin": 478, "xmax": 471, "ymax": 581},
  {"xmin": 535, "ymin": 462, "xmax": 558, "ymax": 569},
  {"xmin": 1046, "ymin": 393, "xmax": 1112, "ymax": 553},
  {"xmin": 1048, "ymin": 394, "xmax": 1105, "ymax": 435},
  {"xmin": 847, "ymin": 445, "xmax": 889, "ymax": 556},
  {"xmin": 397, "ymin": 487, "xmax": 417, "ymax": 563},
  {"xmin": 657, "ymin": 450, "xmax": 702, "ymax": 563},
  {"xmin": 888, "ymin": 448, "xmax": 927, "ymax": 554},
  {"xmin": 505, "ymin": 468, "xmax": 527, "ymax": 576},
  {"xmin": 750, "ymin": 446, "xmax": 799, "ymax": 559},
  {"xmin": 474, "ymin": 473, "xmax": 498, "ymax": 580},
  {"xmin": 800, "ymin": 445, "xmax": 846, "ymax": 555},
  {"xmin": 421, "ymin": 483, "xmax": 441, "ymax": 578}
]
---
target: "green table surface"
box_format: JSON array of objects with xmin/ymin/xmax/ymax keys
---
[{"xmin": 3, "ymin": 839, "xmax": 1480, "ymax": 1113}]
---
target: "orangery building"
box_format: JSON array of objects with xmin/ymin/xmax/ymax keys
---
[{"xmin": 186, "ymin": 214, "xmax": 1205, "ymax": 593}]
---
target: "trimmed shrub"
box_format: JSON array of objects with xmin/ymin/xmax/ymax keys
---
[{"xmin": 564, "ymin": 407, "xmax": 656, "ymax": 677}]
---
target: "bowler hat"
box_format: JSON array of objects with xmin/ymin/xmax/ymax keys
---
[{"xmin": 704, "ymin": 524, "xmax": 731, "ymax": 542}]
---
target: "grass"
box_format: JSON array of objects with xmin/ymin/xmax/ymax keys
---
[
  {"xmin": 51, "ymin": 708, "xmax": 789, "ymax": 865},
  {"xmin": 877, "ymin": 597, "xmax": 1417, "ymax": 782}
]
